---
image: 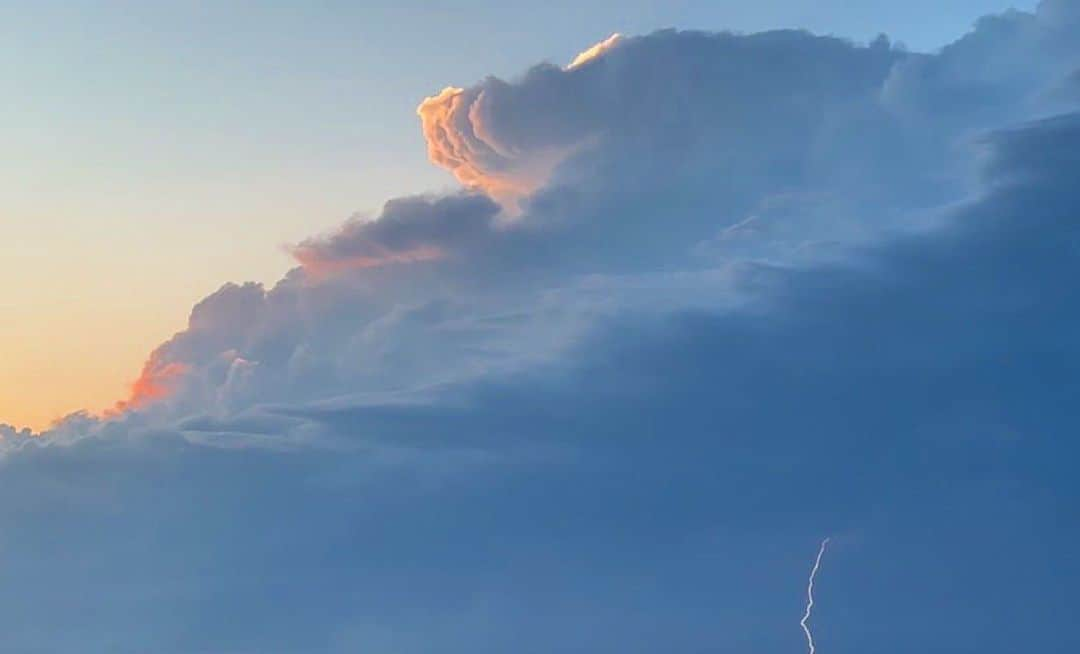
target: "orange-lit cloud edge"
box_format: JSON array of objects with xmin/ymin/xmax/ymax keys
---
[
  {"xmin": 566, "ymin": 33, "xmax": 622, "ymax": 69},
  {"xmin": 415, "ymin": 34, "xmax": 622, "ymax": 213},
  {"xmin": 105, "ymin": 355, "xmax": 191, "ymax": 418},
  {"xmin": 291, "ymin": 242, "xmax": 445, "ymax": 280}
]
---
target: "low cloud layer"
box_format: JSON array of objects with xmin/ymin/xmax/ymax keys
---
[{"xmin": 3, "ymin": 2, "xmax": 1080, "ymax": 652}]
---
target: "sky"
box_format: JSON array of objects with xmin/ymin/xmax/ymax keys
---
[
  {"xmin": 1, "ymin": 0, "xmax": 1035, "ymax": 430},
  {"xmin": 3, "ymin": 1, "xmax": 1080, "ymax": 652}
]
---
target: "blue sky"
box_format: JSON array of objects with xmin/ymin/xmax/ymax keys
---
[{"xmin": 2, "ymin": 1, "xmax": 1078, "ymax": 652}]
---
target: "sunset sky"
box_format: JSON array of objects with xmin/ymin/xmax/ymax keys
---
[
  {"xmin": 2, "ymin": 0, "xmax": 1027, "ymax": 430},
  {"xmin": 3, "ymin": 2, "xmax": 1077, "ymax": 653}
]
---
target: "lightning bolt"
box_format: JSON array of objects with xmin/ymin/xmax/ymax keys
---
[{"xmin": 800, "ymin": 538, "xmax": 830, "ymax": 654}]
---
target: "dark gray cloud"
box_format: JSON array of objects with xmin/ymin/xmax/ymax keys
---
[{"xmin": 2, "ymin": 114, "xmax": 1078, "ymax": 651}]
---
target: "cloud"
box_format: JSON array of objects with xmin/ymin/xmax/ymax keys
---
[
  {"xmin": 20, "ymin": 1, "xmax": 1077, "ymax": 445},
  {"xmin": 0, "ymin": 423, "xmax": 33, "ymax": 441},
  {"xmin": 566, "ymin": 33, "xmax": 624, "ymax": 70},
  {"xmin": 880, "ymin": 0, "xmax": 1080, "ymax": 143},
  {"xmin": 290, "ymin": 193, "xmax": 499, "ymax": 276},
  {"xmin": 417, "ymin": 85, "xmax": 584, "ymax": 210},
  {"xmin": 4, "ymin": 3, "xmax": 1080, "ymax": 651},
  {"xmin": 4, "ymin": 112, "xmax": 1080, "ymax": 649},
  {"xmin": 419, "ymin": 29, "xmax": 904, "ymax": 214},
  {"xmin": 109, "ymin": 356, "xmax": 190, "ymax": 414}
]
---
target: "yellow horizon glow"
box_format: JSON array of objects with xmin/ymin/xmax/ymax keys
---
[
  {"xmin": 0, "ymin": 138, "xmax": 439, "ymax": 433},
  {"xmin": 0, "ymin": 183, "xmax": 346, "ymax": 433},
  {"xmin": 0, "ymin": 293, "xmax": 182, "ymax": 432}
]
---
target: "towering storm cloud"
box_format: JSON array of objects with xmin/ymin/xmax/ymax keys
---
[
  {"xmin": 2, "ymin": 2, "xmax": 1079, "ymax": 652},
  {"xmin": 63, "ymin": 0, "xmax": 1076, "ymax": 433}
]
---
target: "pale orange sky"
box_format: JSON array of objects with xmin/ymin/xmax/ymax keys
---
[
  {"xmin": 0, "ymin": 168, "xmax": 437, "ymax": 432},
  {"xmin": 0, "ymin": 293, "xmax": 179, "ymax": 431}
]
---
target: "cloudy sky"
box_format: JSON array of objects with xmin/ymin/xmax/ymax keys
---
[
  {"xmin": 2, "ymin": 0, "xmax": 1033, "ymax": 429},
  {"xmin": 3, "ymin": 1, "xmax": 1078, "ymax": 652}
]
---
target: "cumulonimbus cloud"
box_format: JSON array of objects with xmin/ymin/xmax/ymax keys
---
[{"xmin": 9, "ymin": 0, "xmax": 1080, "ymax": 444}]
